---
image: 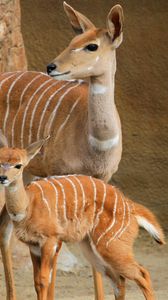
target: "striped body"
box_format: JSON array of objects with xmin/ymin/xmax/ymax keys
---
[
  {"xmin": 0, "ymin": 2, "xmax": 164, "ymax": 297},
  {"xmin": 0, "ymin": 138, "xmax": 164, "ymax": 300},
  {"xmin": 0, "ymin": 71, "xmax": 88, "ymax": 176},
  {"xmin": 0, "ymin": 71, "xmax": 121, "ymax": 180},
  {"xmin": 17, "ymin": 175, "xmax": 133, "ymax": 248},
  {"xmin": 0, "ymin": 72, "xmax": 85, "ymax": 148}
]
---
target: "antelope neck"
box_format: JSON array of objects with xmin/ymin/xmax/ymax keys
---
[
  {"xmin": 88, "ymin": 60, "xmax": 119, "ymax": 144},
  {"xmin": 5, "ymin": 177, "xmax": 29, "ymax": 222}
]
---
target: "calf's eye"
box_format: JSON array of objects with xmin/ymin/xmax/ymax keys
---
[{"xmin": 15, "ymin": 164, "xmax": 22, "ymax": 169}]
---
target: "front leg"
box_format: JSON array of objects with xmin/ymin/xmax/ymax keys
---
[
  {"xmin": 0, "ymin": 205, "xmax": 16, "ymax": 300},
  {"xmin": 115, "ymin": 277, "xmax": 126, "ymax": 300},
  {"xmin": 47, "ymin": 240, "xmax": 62, "ymax": 300},
  {"xmin": 30, "ymin": 239, "xmax": 59, "ymax": 300},
  {"xmin": 92, "ymin": 268, "xmax": 104, "ymax": 300},
  {"xmin": 30, "ymin": 250, "xmax": 41, "ymax": 300}
]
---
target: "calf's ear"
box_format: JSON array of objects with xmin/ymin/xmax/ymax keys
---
[
  {"xmin": 26, "ymin": 136, "xmax": 50, "ymax": 163},
  {"xmin": 0, "ymin": 130, "xmax": 8, "ymax": 148}
]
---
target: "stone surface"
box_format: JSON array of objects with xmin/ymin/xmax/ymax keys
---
[{"xmin": 0, "ymin": 0, "xmax": 27, "ymax": 72}]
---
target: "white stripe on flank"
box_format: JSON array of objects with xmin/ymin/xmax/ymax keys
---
[
  {"xmin": 3, "ymin": 72, "xmax": 25, "ymax": 135},
  {"xmin": 0, "ymin": 72, "xmax": 14, "ymax": 77},
  {"xmin": 28, "ymin": 79, "xmax": 59, "ymax": 144},
  {"xmin": 32, "ymin": 181, "xmax": 51, "ymax": 216},
  {"xmin": 11, "ymin": 74, "xmax": 42, "ymax": 147},
  {"xmin": 72, "ymin": 176, "xmax": 86, "ymax": 216},
  {"xmin": 44, "ymin": 178, "xmax": 59, "ymax": 219},
  {"xmin": 21, "ymin": 78, "xmax": 52, "ymax": 148},
  {"xmin": 0, "ymin": 72, "xmax": 17, "ymax": 89},
  {"xmin": 117, "ymin": 199, "xmax": 131, "ymax": 238},
  {"xmin": 36, "ymin": 82, "xmax": 70, "ymax": 140},
  {"xmin": 64, "ymin": 177, "xmax": 78, "ymax": 219},
  {"xmin": 92, "ymin": 181, "xmax": 106, "ymax": 234},
  {"xmin": 52, "ymin": 178, "xmax": 67, "ymax": 223},
  {"xmin": 54, "ymin": 96, "xmax": 81, "ymax": 140},
  {"xmin": 96, "ymin": 189, "xmax": 118, "ymax": 246},
  {"xmin": 89, "ymin": 177, "xmax": 97, "ymax": 228},
  {"xmin": 106, "ymin": 193, "xmax": 126, "ymax": 247},
  {"xmin": 46, "ymin": 82, "xmax": 80, "ymax": 134}
]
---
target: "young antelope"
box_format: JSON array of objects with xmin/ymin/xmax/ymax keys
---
[{"xmin": 0, "ymin": 135, "xmax": 165, "ymax": 300}]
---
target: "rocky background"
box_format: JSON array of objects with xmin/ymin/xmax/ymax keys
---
[{"xmin": 0, "ymin": 0, "xmax": 27, "ymax": 72}]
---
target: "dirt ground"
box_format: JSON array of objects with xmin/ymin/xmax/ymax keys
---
[
  {"xmin": 0, "ymin": 233, "xmax": 168, "ymax": 300},
  {"xmin": 0, "ymin": 0, "xmax": 168, "ymax": 299}
]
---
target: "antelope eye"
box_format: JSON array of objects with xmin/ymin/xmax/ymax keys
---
[
  {"xmin": 85, "ymin": 44, "xmax": 98, "ymax": 52},
  {"xmin": 15, "ymin": 164, "xmax": 22, "ymax": 169}
]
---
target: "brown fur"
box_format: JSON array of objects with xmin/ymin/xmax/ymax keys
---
[
  {"xmin": 0, "ymin": 144, "xmax": 165, "ymax": 300},
  {"xmin": 0, "ymin": 3, "xmax": 124, "ymax": 299}
]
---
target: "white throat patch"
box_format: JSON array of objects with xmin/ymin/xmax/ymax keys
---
[
  {"xmin": 7, "ymin": 185, "xmax": 18, "ymax": 192},
  {"xmin": 89, "ymin": 134, "xmax": 119, "ymax": 151},
  {"xmin": 8, "ymin": 212, "xmax": 26, "ymax": 222},
  {"xmin": 91, "ymin": 83, "xmax": 107, "ymax": 95}
]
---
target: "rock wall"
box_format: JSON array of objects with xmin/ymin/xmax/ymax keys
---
[{"xmin": 0, "ymin": 0, "xmax": 27, "ymax": 72}]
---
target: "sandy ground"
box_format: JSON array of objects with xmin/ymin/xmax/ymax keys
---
[{"xmin": 0, "ymin": 232, "xmax": 168, "ymax": 300}]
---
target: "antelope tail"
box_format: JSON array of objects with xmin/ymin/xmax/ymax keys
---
[{"xmin": 135, "ymin": 203, "xmax": 165, "ymax": 245}]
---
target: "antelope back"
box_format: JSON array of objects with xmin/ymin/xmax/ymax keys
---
[
  {"xmin": 0, "ymin": 71, "xmax": 87, "ymax": 149},
  {"xmin": 26, "ymin": 175, "xmax": 131, "ymax": 245}
]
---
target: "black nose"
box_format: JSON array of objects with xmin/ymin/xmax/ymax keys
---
[
  {"xmin": 0, "ymin": 175, "xmax": 7, "ymax": 182},
  {"xmin": 47, "ymin": 63, "xmax": 57, "ymax": 74}
]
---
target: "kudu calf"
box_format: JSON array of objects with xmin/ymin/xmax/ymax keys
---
[{"xmin": 0, "ymin": 134, "xmax": 165, "ymax": 300}]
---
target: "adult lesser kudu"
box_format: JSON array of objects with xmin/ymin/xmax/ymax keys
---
[{"xmin": 0, "ymin": 2, "xmax": 123, "ymax": 299}]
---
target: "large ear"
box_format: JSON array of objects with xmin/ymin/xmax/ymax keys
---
[
  {"xmin": 0, "ymin": 130, "xmax": 8, "ymax": 148},
  {"xmin": 26, "ymin": 136, "xmax": 50, "ymax": 163},
  {"xmin": 106, "ymin": 5, "xmax": 124, "ymax": 48},
  {"xmin": 63, "ymin": 2, "xmax": 95, "ymax": 34}
]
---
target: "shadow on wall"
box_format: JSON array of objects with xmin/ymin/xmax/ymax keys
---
[{"xmin": 20, "ymin": 0, "xmax": 168, "ymax": 229}]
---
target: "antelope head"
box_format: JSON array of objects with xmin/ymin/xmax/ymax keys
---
[
  {"xmin": 47, "ymin": 2, "xmax": 124, "ymax": 80},
  {"xmin": 0, "ymin": 131, "xmax": 49, "ymax": 186}
]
